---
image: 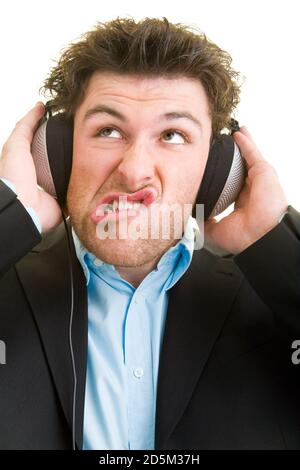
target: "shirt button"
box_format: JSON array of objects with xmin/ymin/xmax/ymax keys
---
[
  {"xmin": 134, "ymin": 294, "xmax": 142, "ymax": 304},
  {"xmin": 133, "ymin": 367, "xmax": 144, "ymax": 379},
  {"xmin": 94, "ymin": 259, "xmax": 103, "ymax": 267}
]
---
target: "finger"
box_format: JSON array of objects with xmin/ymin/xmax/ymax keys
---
[
  {"xmin": 8, "ymin": 102, "xmax": 45, "ymax": 143},
  {"xmin": 238, "ymin": 126, "xmax": 254, "ymax": 141},
  {"xmin": 232, "ymin": 126, "xmax": 266, "ymax": 167}
]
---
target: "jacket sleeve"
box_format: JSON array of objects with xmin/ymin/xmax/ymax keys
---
[
  {"xmin": 0, "ymin": 179, "xmax": 42, "ymax": 277},
  {"xmin": 233, "ymin": 205, "xmax": 300, "ymax": 333}
]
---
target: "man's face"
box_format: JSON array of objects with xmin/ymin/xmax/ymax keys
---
[{"xmin": 67, "ymin": 72, "xmax": 212, "ymax": 268}]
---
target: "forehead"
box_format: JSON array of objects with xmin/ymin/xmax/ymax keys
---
[{"xmin": 77, "ymin": 72, "xmax": 211, "ymax": 115}]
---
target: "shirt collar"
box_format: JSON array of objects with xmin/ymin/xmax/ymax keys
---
[{"xmin": 72, "ymin": 215, "xmax": 200, "ymax": 287}]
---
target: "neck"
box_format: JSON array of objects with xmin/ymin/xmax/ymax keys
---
[{"xmin": 115, "ymin": 256, "xmax": 160, "ymax": 288}]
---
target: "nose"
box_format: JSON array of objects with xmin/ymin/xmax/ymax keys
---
[{"xmin": 116, "ymin": 140, "xmax": 156, "ymax": 190}]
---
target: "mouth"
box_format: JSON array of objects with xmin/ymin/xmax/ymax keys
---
[{"xmin": 91, "ymin": 188, "xmax": 158, "ymax": 223}]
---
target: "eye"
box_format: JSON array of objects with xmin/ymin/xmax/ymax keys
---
[
  {"xmin": 96, "ymin": 127, "xmax": 122, "ymax": 139},
  {"xmin": 161, "ymin": 130, "xmax": 188, "ymax": 144}
]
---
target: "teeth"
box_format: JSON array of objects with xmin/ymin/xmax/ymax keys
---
[
  {"xmin": 109, "ymin": 199, "xmax": 142, "ymax": 211},
  {"xmin": 119, "ymin": 199, "xmax": 125, "ymax": 210},
  {"xmin": 100, "ymin": 198, "xmax": 143, "ymax": 215},
  {"xmin": 120, "ymin": 201, "xmax": 134, "ymax": 210}
]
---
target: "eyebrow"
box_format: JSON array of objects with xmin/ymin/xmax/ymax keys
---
[{"xmin": 83, "ymin": 104, "xmax": 203, "ymax": 131}]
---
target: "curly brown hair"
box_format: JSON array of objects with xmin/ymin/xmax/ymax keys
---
[{"xmin": 41, "ymin": 17, "xmax": 242, "ymax": 139}]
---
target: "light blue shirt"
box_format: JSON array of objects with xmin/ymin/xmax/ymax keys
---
[{"xmin": 72, "ymin": 216, "xmax": 199, "ymax": 450}]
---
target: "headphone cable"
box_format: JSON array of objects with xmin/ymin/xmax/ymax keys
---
[{"xmin": 61, "ymin": 210, "xmax": 77, "ymax": 451}]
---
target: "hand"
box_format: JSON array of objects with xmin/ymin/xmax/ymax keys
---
[
  {"xmin": 204, "ymin": 126, "xmax": 288, "ymax": 255},
  {"xmin": 0, "ymin": 102, "xmax": 62, "ymax": 233}
]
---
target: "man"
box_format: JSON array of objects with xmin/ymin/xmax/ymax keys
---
[{"xmin": 0, "ymin": 17, "xmax": 299, "ymax": 450}]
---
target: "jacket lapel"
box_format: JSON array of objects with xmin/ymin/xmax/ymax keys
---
[
  {"xmin": 15, "ymin": 224, "xmax": 88, "ymax": 449},
  {"xmin": 155, "ymin": 248, "xmax": 243, "ymax": 449}
]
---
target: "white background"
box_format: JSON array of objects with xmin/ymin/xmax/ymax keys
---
[{"xmin": 0, "ymin": 0, "xmax": 299, "ymax": 209}]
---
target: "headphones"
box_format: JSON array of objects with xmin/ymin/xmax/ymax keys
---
[{"xmin": 31, "ymin": 102, "xmax": 247, "ymax": 220}]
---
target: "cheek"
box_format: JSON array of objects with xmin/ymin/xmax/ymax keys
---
[
  {"xmin": 188, "ymin": 149, "xmax": 209, "ymax": 191},
  {"xmin": 164, "ymin": 154, "xmax": 205, "ymax": 200},
  {"xmin": 70, "ymin": 144, "xmax": 115, "ymax": 193}
]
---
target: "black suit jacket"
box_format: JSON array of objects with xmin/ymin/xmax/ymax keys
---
[{"xmin": 1, "ymin": 180, "xmax": 300, "ymax": 450}]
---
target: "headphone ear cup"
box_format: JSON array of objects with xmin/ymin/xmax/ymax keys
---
[
  {"xmin": 193, "ymin": 134, "xmax": 247, "ymax": 221},
  {"xmin": 31, "ymin": 114, "xmax": 73, "ymax": 207}
]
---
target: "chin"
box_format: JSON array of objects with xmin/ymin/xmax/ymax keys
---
[
  {"xmin": 84, "ymin": 230, "xmax": 174, "ymax": 268},
  {"xmin": 71, "ymin": 209, "xmax": 179, "ymax": 267},
  {"xmin": 92, "ymin": 238, "xmax": 147, "ymax": 266}
]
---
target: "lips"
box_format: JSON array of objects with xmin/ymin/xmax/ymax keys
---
[
  {"xmin": 97, "ymin": 188, "xmax": 158, "ymax": 207},
  {"xmin": 91, "ymin": 187, "xmax": 158, "ymax": 223}
]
